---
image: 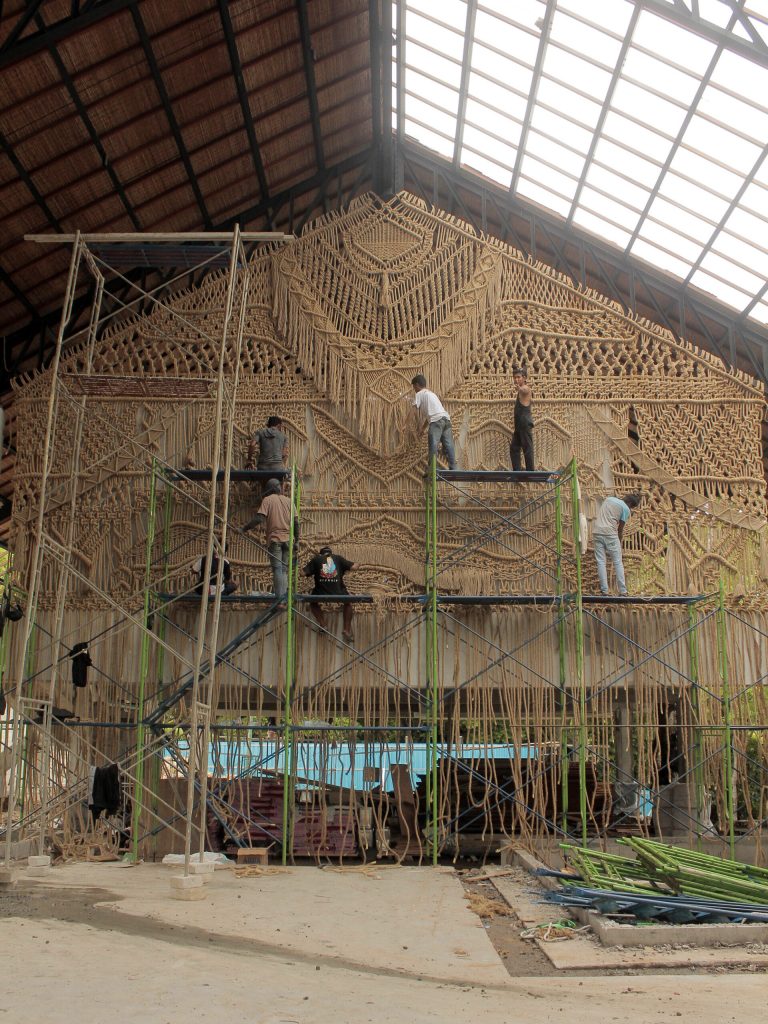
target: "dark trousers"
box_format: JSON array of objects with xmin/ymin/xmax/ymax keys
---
[{"xmin": 510, "ymin": 425, "xmax": 534, "ymax": 471}]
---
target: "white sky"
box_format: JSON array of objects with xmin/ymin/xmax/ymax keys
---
[{"xmin": 393, "ymin": 0, "xmax": 768, "ymax": 324}]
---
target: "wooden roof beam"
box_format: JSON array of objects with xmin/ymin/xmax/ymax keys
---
[{"xmin": 296, "ymin": 0, "xmax": 325, "ymax": 173}]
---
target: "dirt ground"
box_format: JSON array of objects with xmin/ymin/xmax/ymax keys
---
[{"xmin": 1, "ymin": 862, "xmax": 766, "ymax": 1024}]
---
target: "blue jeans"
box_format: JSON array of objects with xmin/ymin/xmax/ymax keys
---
[
  {"xmin": 593, "ymin": 534, "xmax": 627, "ymax": 595},
  {"xmin": 427, "ymin": 417, "xmax": 457, "ymax": 469},
  {"xmin": 268, "ymin": 540, "xmax": 289, "ymax": 598}
]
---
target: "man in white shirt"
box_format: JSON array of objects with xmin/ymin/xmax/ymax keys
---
[
  {"xmin": 592, "ymin": 493, "xmax": 642, "ymax": 596},
  {"xmin": 410, "ymin": 374, "xmax": 457, "ymax": 470}
]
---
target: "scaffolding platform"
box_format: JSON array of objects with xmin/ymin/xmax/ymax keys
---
[
  {"xmin": 170, "ymin": 468, "xmax": 288, "ymax": 481},
  {"xmin": 437, "ymin": 469, "xmax": 557, "ymax": 483},
  {"xmin": 582, "ymin": 594, "xmax": 706, "ymax": 605}
]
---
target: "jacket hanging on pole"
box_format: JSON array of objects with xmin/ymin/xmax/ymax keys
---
[{"xmin": 68, "ymin": 642, "xmax": 92, "ymax": 688}]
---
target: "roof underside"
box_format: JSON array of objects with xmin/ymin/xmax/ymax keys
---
[{"xmin": 1, "ymin": 0, "xmax": 767, "ymax": 533}]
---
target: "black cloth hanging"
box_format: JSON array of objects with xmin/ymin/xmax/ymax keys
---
[
  {"xmin": 89, "ymin": 764, "xmax": 121, "ymax": 820},
  {"xmin": 0, "ymin": 590, "xmax": 23, "ymax": 638},
  {"xmin": 68, "ymin": 642, "xmax": 92, "ymax": 688}
]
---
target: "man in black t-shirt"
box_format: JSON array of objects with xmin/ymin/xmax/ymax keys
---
[{"xmin": 303, "ymin": 546, "xmax": 359, "ymax": 642}]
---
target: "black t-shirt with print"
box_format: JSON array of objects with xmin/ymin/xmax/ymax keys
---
[{"xmin": 304, "ymin": 552, "xmax": 353, "ymax": 595}]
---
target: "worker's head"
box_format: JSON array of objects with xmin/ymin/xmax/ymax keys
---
[
  {"xmin": 512, "ymin": 367, "xmax": 527, "ymax": 387},
  {"xmin": 411, "ymin": 373, "xmax": 427, "ymax": 392},
  {"xmin": 265, "ymin": 478, "xmax": 282, "ymax": 496},
  {"xmin": 623, "ymin": 492, "xmax": 642, "ymax": 510},
  {"xmin": 319, "ymin": 545, "xmax": 333, "ymax": 557},
  {"xmin": 267, "ymin": 415, "xmax": 283, "ymax": 427}
]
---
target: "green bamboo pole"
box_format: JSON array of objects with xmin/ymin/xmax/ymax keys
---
[
  {"xmin": 149, "ymin": 473, "xmax": 173, "ymax": 858},
  {"xmin": 569, "ymin": 458, "xmax": 587, "ymax": 846},
  {"xmin": 424, "ymin": 459, "xmax": 432, "ymax": 848},
  {"xmin": 687, "ymin": 604, "xmax": 705, "ymax": 851},
  {"xmin": 429, "ymin": 454, "xmax": 439, "ymax": 864},
  {"xmin": 555, "ymin": 476, "xmax": 569, "ymax": 833},
  {"xmin": 130, "ymin": 458, "xmax": 159, "ymax": 861},
  {"xmin": 716, "ymin": 578, "xmax": 735, "ymax": 858},
  {"xmin": 17, "ymin": 603, "xmax": 38, "ymax": 814},
  {"xmin": 282, "ymin": 466, "xmax": 299, "ymax": 865}
]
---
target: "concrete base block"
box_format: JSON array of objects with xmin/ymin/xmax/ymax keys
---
[
  {"xmin": 188, "ymin": 861, "xmax": 215, "ymax": 883},
  {"xmin": 171, "ymin": 886, "xmax": 207, "ymax": 901},
  {"xmin": 27, "ymin": 866, "xmax": 51, "ymax": 877},
  {"xmin": 28, "ymin": 855, "xmax": 51, "ymax": 868},
  {"xmin": 170, "ymin": 873, "xmax": 204, "ymax": 891},
  {"xmin": 0, "ymin": 868, "xmax": 16, "ymax": 888}
]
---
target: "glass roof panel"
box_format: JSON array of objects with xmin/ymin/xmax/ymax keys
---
[
  {"xmin": 459, "ymin": 147, "xmax": 512, "ymax": 188},
  {"xmin": 405, "ymin": 9, "xmax": 465, "ymax": 61},
  {"xmin": 750, "ymin": 303, "xmax": 768, "ymax": 326},
  {"xmin": 689, "ymin": 269, "xmax": 753, "ymax": 310},
  {"xmin": 572, "ymin": 208, "xmax": 634, "ymax": 250},
  {"xmin": 630, "ymin": 238, "xmax": 695, "ymax": 280},
  {"xmin": 407, "ymin": 0, "xmax": 467, "ymax": 32},
  {"xmin": 474, "ymin": 8, "xmax": 541, "ymax": 66},
  {"xmin": 395, "ymin": 0, "xmax": 768, "ymax": 325}
]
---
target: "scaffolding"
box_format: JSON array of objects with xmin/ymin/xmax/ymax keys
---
[{"xmin": 2, "ymin": 226, "xmax": 768, "ymax": 873}]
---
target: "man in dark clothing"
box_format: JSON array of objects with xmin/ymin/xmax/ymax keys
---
[
  {"xmin": 248, "ymin": 415, "xmax": 288, "ymax": 473},
  {"xmin": 510, "ymin": 367, "xmax": 534, "ymax": 471},
  {"xmin": 303, "ymin": 546, "xmax": 359, "ymax": 643},
  {"xmin": 193, "ymin": 549, "xmax": 237, "ymax": 596}
]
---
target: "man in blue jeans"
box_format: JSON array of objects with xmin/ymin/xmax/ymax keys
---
[
  {"xmin": 244, "ymin": 478, "xmax": 296, "ymax": 605},
  {"xmin": 592, "ymin": 493, "xmax": 642, "ymax": 596},
  {"xmin": 410, "ymin": 374, "xmax": 457, "ymax": 470}
]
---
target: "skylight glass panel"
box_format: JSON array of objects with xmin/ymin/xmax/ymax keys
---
[
  {"xmin": 404, "ymin": 40, "xmax": 462, "ymax": 91},
  {"xmin": 698, "ymin": 250, "xmax": 766, "ymax": 295},
  {"xmin": 696, "ymin": 85, "xmax": 768, "ymax": 141},
  {"xmin": 403, "ymin": 119, "xmax": 454, "ymax": 160},
  {"xmin": 549, "ymin": 8, "xmax": 625, "ymax": 65},
  {"xmin": 466, "ymin": 83, "xmax": 527, "ymax": 128},
  {"xmin": 632, "ymin": 11, "xmax": 717, "ymax": 72},
  {"xmin": 405, "ymin": 96, "xmax": 458, "ymax": 138},
  {"xmin": 622, "ymin": 48, "xmax": 701, "ymax": 107},
  {"xmin": 714, "ymin": 234, "xmax": 768, "ymax": 283},
  {"xmin": 657, "ymin": 172, "xmax": 731, "ymax": 221},
  {"xmin": 531, "ymin": 107, "xmax": 593, "ymax": 153},
  {"xmin": 637, "ymin": 220, "xmax": 703, "ymax": 265},
  {"xmin": 593, "ymin": 136, "xmax": 663, "ymax": 188},
  {"xmin": 644, "ymin": 195, "xmax": 716, "ymax": 245},
  {"xmin": 747, "ymin": 161, "xmax": 768, "ymax": 192},
  {"xmin": 631, "ymin": 238, "xmax": 695, "ymax": 280},
  {"xmin": 750, "ymin": 303, "xmax": 768, "ymax": 326},
  {"xmin": 682, "ymin": 116, "xmax": 763, "ymax": 176},
  {"xmin": 470, "ymin": 43, "xmax": 533, "ymax": 95},
  {"xmin": 721, "ymin": 205, "xmax": 768, "ymax": 244},
  {"xmin": 474, "ymin": 8, "xmax": 541, "ymax": 66},
  {"xmin": 611, "ymin": 79, "xmax": 688, "ymax": 138},
  {"xmin": 572, "ymin": 208, "xmax": 633, "ymax": 250},
  {"xmin": 555, "ymin": 0, "xmax": 634, "ymax": 37},
  {"xmin": 519, "ymin": 155, "xmax": 578, "ymax": 203},
  {"xmin": 526, "ymin": 131, "xmax": 585, "ymax": 180},
  {"xmin": 462, "ymin": 124, "xmax": 516, "ymax": 172},
  {"xmin": 459, "ymin": 148, "xmax": 512, "ymax": 188},
  {"xmin": 405, "ymin": 10, "xmax": 464, "ymax": 61},
  {"xmin": 536, "ymin": 77, "xmax": 603, "ymax": 129},
  {"xmin": 577, "ymin": 188, "xmax": 640, "ymax": 232},
  {"xmin": 668, "ymin": 148, "xmax": 745, "ymax": 199},
  {"xmin": 601, "ymin": 110, "xmax": 673, "ymax": 164},
  {"xmin": 710, "ymin": 49, "xmax": 768, "ymax": 99},
  {"xmin": 466, "ymin": 96, "xmax": 528, "ymax": 144},
  {"xmin": 407, "ymin": 0, "xmax": 467, "ymax": 33},
  {"xmin": 405, "ymin": 69, "xmax": 460, "ymax": 115},
  {"xmin": 585, "ymin": 165, "xmax": 651, "ymax": 212},
  {"xmin": 544, "ymin": 45, "xmax": 613, "ymax": 102},
  {"xmin": 516, "ymin": 178, "xmax": 572, "ymax": 218},
  {"xmin": 689, "ymin": 269, "xmax": 753, "ymax": 310}
]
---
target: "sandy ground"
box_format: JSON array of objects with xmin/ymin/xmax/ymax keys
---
[{"xmin": 0, "ymin": 861, "xmax": 766, "ymax": 1024}]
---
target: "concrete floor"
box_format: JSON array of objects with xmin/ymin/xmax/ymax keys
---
[{"xmin": 1, "ymin": 862, "xmax": 766, "ymax": 1023}]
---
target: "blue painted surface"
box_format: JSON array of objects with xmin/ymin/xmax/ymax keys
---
[{"xmin": 196, "ymin": 740, "xmax": 536, "ymax": 791}]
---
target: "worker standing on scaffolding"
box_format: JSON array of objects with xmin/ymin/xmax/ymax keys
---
[
  {"xmin": 247, "ymin": 415, "xmax": 288, "ymax": 474},
  {"xmin": 593, "ymin": 493, "xmax": 642, "ymax": 597},
  {"xmin": 410, "ymin": 374, "xmax": 457, "ymax": 470},
  {"xmin": 244, "ymin": 478, "xmax": 295, "ymax": 606},
  {"xmin": 510, "ymin": 367, "xmax": 534, "ymax": 471}
]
